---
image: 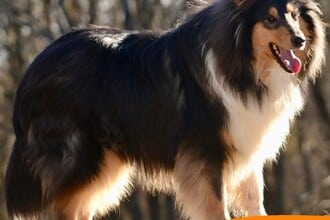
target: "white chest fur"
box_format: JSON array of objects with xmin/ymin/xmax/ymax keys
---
[
  {"xmin": 205, "ymin": 50, "xmax": 305, "ymax": 170},
  {"xmin": 220, "ymin": 69, "xmax": 304, "ymax": 164}
]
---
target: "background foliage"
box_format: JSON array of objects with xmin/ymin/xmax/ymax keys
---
[{"xmin": 0, "ymin": 0, "xmax": 329, "ymax": 219}]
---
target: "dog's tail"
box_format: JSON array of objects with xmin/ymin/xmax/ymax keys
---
[
  {"xmin": 5, "ymin": 137, "xmax": 43, "ymax": 218},
  {"xmin": 5, "ymin": 111, "xmax": 103, "ymax": 219}
]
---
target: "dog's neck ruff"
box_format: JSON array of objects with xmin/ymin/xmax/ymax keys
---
[{"xmin": 205, "ymin": 49, "xmax": 304, "ymax": 168}]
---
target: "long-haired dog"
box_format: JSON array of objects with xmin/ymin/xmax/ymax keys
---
[{"xmin": 5, "ymin": 0, "xmax": 326, "ymax": 219}]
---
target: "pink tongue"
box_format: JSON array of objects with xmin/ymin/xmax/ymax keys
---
[{"xmin": 279, "ymin": 47, "xmax": 302, "ymax": 74}]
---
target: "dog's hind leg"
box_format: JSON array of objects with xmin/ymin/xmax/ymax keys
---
[
  {"xmin": 173, "ymin": 152, "xmax": 230, "ymax": 220},
  {"xmin": 6, "ymin": 116, "xmax": 133, "ymax": 220},
  {"xmin": 5, "ymin": 138, "xmax": 43, "ymax": 218},
  {"xmin": 50, "ymin": 150, "xmax": 133, "ymax": 220}
]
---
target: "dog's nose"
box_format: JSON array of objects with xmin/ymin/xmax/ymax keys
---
[{"xmin": 291, "ymin": 36, "xmax": 306, "ymax": 48}]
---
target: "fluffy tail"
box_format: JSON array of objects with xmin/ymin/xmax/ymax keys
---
[
  {"xmin": 5, "ymin": 138, "xmax": 43, "ymax": 218},
  {"xmin": 5, "ymin": 118, "xmax": 103, "ymax": 219}
]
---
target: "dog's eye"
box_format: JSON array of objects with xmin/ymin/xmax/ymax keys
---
[
  {"xmin": 266, "ymin": 15, "xmax": 277, "ymax": 24},
  {"xmin": 265, "ymin": 15, "xmax": 278, "ymax": 27}
]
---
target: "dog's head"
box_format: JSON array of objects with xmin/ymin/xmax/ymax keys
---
[{"xmin": 234, "ymin": 0, "xmax": 326, "ymax": 80}]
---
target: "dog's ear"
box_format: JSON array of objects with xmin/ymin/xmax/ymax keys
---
[{"xmin": 234, "ymin": 0, "xmax": 256, "ymax": 10}]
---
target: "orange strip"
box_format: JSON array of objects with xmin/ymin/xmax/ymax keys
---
[{"xmin": 234, "ymin": 216, "xmax": 330, "ymax": 220}]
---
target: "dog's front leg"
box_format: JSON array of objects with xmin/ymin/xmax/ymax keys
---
[
  {"xmin": 173, "ymin": 153, "xmax": 230, "ymax": 220},
  {"xmin": 229, "ymin": 167, "xmax": 267, "ymax": 217}
]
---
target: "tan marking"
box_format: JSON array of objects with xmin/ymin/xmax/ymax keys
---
[
  {"xmin": 251, "ymin": 22, "xmax": 293, "ymax": 83},
  {"xmin": 226, "ymin": 169, "xmax": 267, "ymax": 216},
  {"xmin": 51, "ymin": 151, "xmax": 133, "ymax": 220},
  {"xmin": 174, "ymin": 152, "xmax": 230, "ymax": 220},
  {"xmin": 268, "ymin": 7, "xmax": 278, "ymax": 19},
  {"xmin": 136, "ymin": 167, "xmax": 173, "ymax": 193},
  {"xmin": 220, "ymin": 130, "xmax": 236, "ymax": 158},
  {"xmin": 221, "ymin": 130, "xmax": 234, "ymax": 148},
  {"xmin": 286, "ymin": 3, "xmax": 295, "ymax": 13},
  {"xmin": 234, "ymin": 0, "xmax": 244, "ymax": 6}
]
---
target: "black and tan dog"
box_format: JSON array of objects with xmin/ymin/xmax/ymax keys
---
[{"xmin": 5, "ymin": 0, "xmax": 326, "ymax": 219}]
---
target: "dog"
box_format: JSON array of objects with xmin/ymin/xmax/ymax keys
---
[{"xmin": 5, "ymin": 0, "xmax": 326, "ymax": 219}]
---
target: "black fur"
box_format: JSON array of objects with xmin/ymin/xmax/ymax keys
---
[
  {"xmin": 5, "ymin": 0, "xmax": 325, "ymax": 219},
  {"xmin": 6, "ymin": 25, "xmax": 230, "ymax": 218}
]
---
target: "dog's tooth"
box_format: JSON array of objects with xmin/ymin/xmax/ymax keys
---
[
  {"xmin": 273, "ymin": 45, "xmax": 280, "ymax": 55},
  {"xmin": 274, "ymin": 46, "xmax": 279, "ymax": 55}
]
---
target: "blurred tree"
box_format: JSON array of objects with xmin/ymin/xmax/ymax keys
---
[{"xmin": 0, "ymin": 0, "xmax": 329, "ymax": 219}]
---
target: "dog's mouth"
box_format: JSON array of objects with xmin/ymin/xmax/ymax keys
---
[{"xmin": 269, "ymin": 43, "xmax": 302, "ymax": 75}]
